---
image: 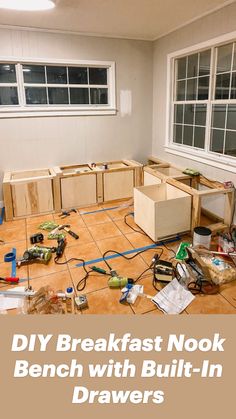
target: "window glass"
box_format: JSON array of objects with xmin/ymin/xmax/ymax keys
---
[
  {"xmin": 217, "ymin": 43, "xmax": 233, "ymax": 73},
  {"xmin": 184, "ymin": 104, "xmax": 194, "ymax": 125},
  {"xmin": 177, "ymin": 57, "xmax": 187, "ymax": 80},
  {"xmin": 89, "ymin": 68, "xmax": 107, "ymax": 85},
  {"xmin": 25, "ymin": 87, "xmax": 47, "ymax": 105},
  {"xmin": 70, "ymin": 88, "xmax": 89, "ymax": 104},
  {"xmin": 186, "ymin": 78, "xmax": 197, "ymax": 100},
  {"xmin": 174, "ymin": 104, "xmax": 184, "ymax": 124},
  {"xmin": 183, "ymin": 125, "xmax": 193, "ymax": 146},
  {"xmin": 195, "ymin": 104, "xmax": 207, "ymax": 126},
  {"xmin": 215, "ymin": 73, "xmax": 230, "ymax": 99},
  {"xmin": 46, "ymin": 66, "xmax": 67, "ymax": 84},
  {"xmin": 230, "ymin": 73, "xmax": 236, "ymax": 99},
  {"xmin": 173, "ymin": 124, "xmax": 183, "ymax": 143},
  {"xmin": 90, "ymin": 88, "xmax": 108, "ymax": 104},
  {"xmin": 211, "ymin": 105, "xmax": 226, "ymax": 129},
  {"xmin": 48, "ymin": 87, "xmax": 69, "ymax": 104},
  {"xmin": 194, "ymin": 127, "xmax": 205, "ymax": 149},
  {"xmin": 227, "ymin": 105, "xmax": 236, "ymax": 130},
  {"xmin": 68, "ymin": 67, "xmax": 88, "ymax": 84},
  {"xmin": 0, "ymin": 86, "xmax": 18, "ymax": 105},
  {"xmin": 210, "ymin": 129, "xmax": 224, "ymax": 153},
  {"xmin": 0, "ymin": 64, "xmax": 16, "ymax": 83},
  {"xmin": 176, "ymin": 80, "xmax": 186, "ymax": 101},
  {"xmin": 225, "ymin": 131, "xmax": 236, "ymax": 156},
  {"xmin": 199, "ymin": 50, "xmax": 211, "ymax": 76},
  {"xmin": 197, "ymin": 76, "xmax": 209, "ymax": 100},
  {"xmin": 23, "ymin": 65, "xmax": 45, "ymax": 84},
  {"xmin": 187, "ymin": 54, "xmax": 198, "ymax": 78}
]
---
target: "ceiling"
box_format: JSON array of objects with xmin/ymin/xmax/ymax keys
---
[{"xmin": 0, "ymin": 0, "xmax": 234, "ymax": 41}]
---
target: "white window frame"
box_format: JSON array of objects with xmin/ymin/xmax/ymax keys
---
[
  {"xmin": 0, "ymin": 57, "xmax": 116, "ymax": 117},
  {"xmin": 166, "ymin": 30, "xmax": 236, "ymax": 173}
]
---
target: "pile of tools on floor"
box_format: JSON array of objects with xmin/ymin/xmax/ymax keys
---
[{"xmin": 1, "ymin": 202, "xmax": 236, "ymax": 314}]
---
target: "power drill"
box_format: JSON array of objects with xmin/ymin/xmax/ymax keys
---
[
  {"xmin": 55, "ymin": 237, "xmax": 66, "ymax": 259},
  {"xmin": 18, "ymin": 246, "xmax": 52, "ymax": 266}
]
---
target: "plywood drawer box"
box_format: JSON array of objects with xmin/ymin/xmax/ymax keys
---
[
  {"xmin": 134, "ymin": 183, "xmax": 191, "ymax": 241},
  {"xmin": 53, "ymin": 160, "xmax": 143, "ymax": 211},
  {"xmin": 3, "ymin": 169, "xmax": 56, "ymax": 220}
]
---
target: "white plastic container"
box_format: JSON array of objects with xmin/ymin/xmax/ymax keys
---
[
  {"xmin": 65, "ymin": 287, "xmax": 75, "ymax": 313},
  {"xmin": 193, "ymin": 226, "xmax": 212, "ymax": 249}
]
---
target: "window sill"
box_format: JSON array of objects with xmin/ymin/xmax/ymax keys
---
[
  {"xmin": 0, "ymin": 108, "xmax": 117, "ymax": 118},
  {"xmin": 165, "ymin": 144, "xmax": 236, "ymax": 174}
]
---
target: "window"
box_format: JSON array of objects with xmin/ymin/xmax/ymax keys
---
[
  {"xmin": 167, "ymin": 33, "xmax": 236, "ymax": 168},
  {"xmin": 0, "ymin": 59, "xmax": 116, "ymax": 117}
]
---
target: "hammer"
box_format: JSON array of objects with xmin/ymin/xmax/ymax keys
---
[{"xmin": 52, "ymin": 224, "xmax": 79, "ymax": 240}]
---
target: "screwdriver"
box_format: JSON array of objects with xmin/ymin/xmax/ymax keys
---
[
  {"xmin": 89, "ymin": 266, "xmax": 108, "ymax": 275},
  {"xmin": 0, "ymin": 277, "xmax": 19, "ymax": 284}
]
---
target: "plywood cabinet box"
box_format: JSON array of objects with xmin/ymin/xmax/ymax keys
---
[
  {"xmin": 3, "ymin": 168, "xmax": 56, "ymax": 221},
  {"xmin": 134, "ymin": 183, "xmax": 191, "ymax": 241},
  {"xmin": 53, "ymin": 160, "xmax": 143, "ymax": 211}
]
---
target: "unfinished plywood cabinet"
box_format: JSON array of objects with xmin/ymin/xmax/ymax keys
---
[
  {"xmin": 53, "ymin": 159, "xmax": 143, "ymax": 211},
  {"xmin": 134, "ymin": 183, "xmax": 191, "ymax": 241},
  {"xmin": 167, "ymin": 176, "xmax": 235, "ymax": 233},
  {"xmin": 3, "ymin": 169, "xmax": 55, "ymax": 220}
]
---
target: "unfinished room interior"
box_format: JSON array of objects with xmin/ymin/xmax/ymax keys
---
[{"xmin": 1, "ymin": 0, "xmax": 236, "ymax": 315}]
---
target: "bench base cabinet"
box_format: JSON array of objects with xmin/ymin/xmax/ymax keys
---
[
  {"xmin": 134, "ymin": 183, "xmax": 191, "ymax": 241},
  {"xmin": 3, "ymin": 169, "xmax": 55, "ymax": 220}
]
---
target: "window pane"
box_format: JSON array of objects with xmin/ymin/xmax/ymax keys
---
[
  {"xmin": 184, "ymin": 104, "xmax": 194, "ymax": 125},
  {"xmin": 48, "ymin": 87, "xmax": 69, "ymax": 104},
  {"xmin": 183, "ymin": 125, "xmax": 193, "ymax": 146},
  {"xmin": 225, "ymin": 131, "xmax": 236, "ymax": 157},
  {"xmin": 227, "ymin": 105, "xmax": 236, "ymax": 130},
  {"xmin": 0, "ymin": 63, "xmax": 16, "ymax": 83},
  {"xmin": 177, "ymin": 57, "xmax": 187, "ymax": 80},
  {"xmin": 25, "ymin": 87, "xmax": 47, "ymax": 105},
  {"xmin": 194, "ymin": 127, "xmax": 205, "ymax": 149},
  {"xmin": 70, "ymin": 88, "xmax": 89, "ymax": 104},
  {"xmin": 176, "ymin": 80, "xmax": 186, "ymax": 101},
  {"xmin": 197, "ymin": 76, "xmax": 209, "ymax": 100},
  {"xmin": 199, "ymin": 50, "xmax": 211, "ymax": 76},
  {"xmin": 230, "ymin": 73, "xmax": 236, "ymax": 99},
  {"xmin": 174, "ymin": 104, "xmax": 183, "ymax": 124},
  {"xmin": 210, "ymin": 129, "xmax": 224, "ymax": 153},
  {"xmin": 186, "ymin": 78, "xmax": 197, "ymax": 100},
  {"xmin": 215, "ymin": 73, "xmax": 230, "ymax": 99},
  {"xmin": 23, "ymin": 65, "xmax": 45, "ymax": 84},
  {"xmin": 89, "ymin": 68, "xmax": 107, "ymax": 85},
  {"xmin": 217, "ymin": 43, "xmax": 233, "ymax": 73},
  {"xmin": 187, "ymin": 54, "xmax": 198, "ymax": 78},
  {"xmin": 68, "ymin": 67, "xmax": 88, "ymax": 84},
  {"xmin": 195, "ymin": 104, "xmax": 207, "ymax": 126},
  {"xmin": 90, "ymin": 88, "xmax": 108, "ymax": 104},
  {"xmin": 173, "ymin": 124, "xmax": 183, "ymax": 143},
  {"xmin": 47, "ymin": 66, "xmax": 67, "ymax": 84},
  {"xmin": 212, "ymin": 105, "xmax": 226, "ymax": 129},
  {"xmin": 0, "ymin": 86, "xmax": 18, "ymax": 105},
  {"xmin": 233, "ymin": 43, "xmax": 236, "ymax": 71}
]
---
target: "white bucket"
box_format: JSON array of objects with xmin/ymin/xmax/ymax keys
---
[{"xmin": 193, "ymin": 226, "xmax": 212, "ymax": 249}]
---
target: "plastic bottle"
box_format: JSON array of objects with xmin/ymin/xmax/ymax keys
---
[{"xmin": 65, "ymin": 287, "xmax": 75, "ymax": 313}]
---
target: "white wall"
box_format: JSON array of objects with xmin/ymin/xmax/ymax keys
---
[
  {"xmin": 152, "ymin": 1, "xmax": 236, "ymax": 219},
  {"xmin": 0, "ymin": 28, "xmax": 153, "ymax": 201}
]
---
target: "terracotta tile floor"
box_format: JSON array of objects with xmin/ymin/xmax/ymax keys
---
[{"xmin": 0, "ymin": 199, "xmax": 236, "ymax": 315}]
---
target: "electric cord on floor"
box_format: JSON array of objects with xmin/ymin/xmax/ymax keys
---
[
  {"xmin": 102, "ymin": 247, "xmax": 164, "ymax": 271},
  {"xmin": 54, "ymin": 257, "xmax": 98, "ymax": 292},
  {"xmin": 124, "ymin": 213, "xmax": 146, "ymax": 235},
  {"xmin": 124, "ymin": 213, "xmax": 179, "ymax": 259}
]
